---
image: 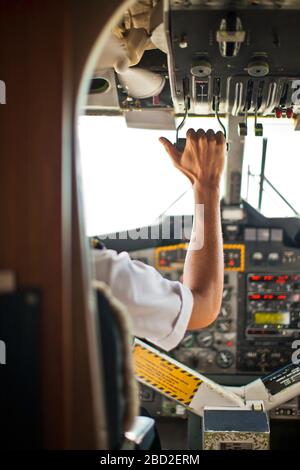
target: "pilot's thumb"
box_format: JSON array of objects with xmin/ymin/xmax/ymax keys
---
[{"xmin": 159, "ymin": 137, "xmax": 179, "ymax": 163}]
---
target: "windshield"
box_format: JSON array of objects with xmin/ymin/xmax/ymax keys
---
[
  {"xmin": 79, "ymin": 115, "xmax": 300, "ymax": 236},
  {"xmin": 241, "ymin": 118, "xmax": 300, "ymax": 218},
  {"xmin": 79, "ymin": 115, "xmax": 225, "ymax": 235}
]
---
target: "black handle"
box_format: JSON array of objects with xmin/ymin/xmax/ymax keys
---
[{"xmin": 175, "ymin": 138, "xmax": 186, "ymax": 152}]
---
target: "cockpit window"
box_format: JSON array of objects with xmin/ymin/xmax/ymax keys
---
[
  {"xmin": 79, "ymin": 115, "xmax": 225, "ymax": 235},
  {"xmin": 241, "ymin": 119, "xmax": 300, "ymax": 218},
  {"xmin": 79, "ymin": 116, "xmax": 300, "ymax": 236}
]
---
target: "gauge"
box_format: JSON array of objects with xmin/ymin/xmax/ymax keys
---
[
  {"xmin": 196, "ymin": 332, "xmax": 213, "ymax": 348},
  {"xmin": 215, "ymin": 350, "xmax": 234, "ymax": 368},
  {"xmin": 180, "ymin": 333, "xmax": 195, "ymax": 348},
  {"xmin": 220, "ymin": 305, "xmax": 231, "ymax": 318},
  {"xmin": 222, "ymin": 287, "xmax": 232, "ymax": 301},
  {"xmin": 216, "ymin": 320, "xmax": 231, "ymax": 333}
]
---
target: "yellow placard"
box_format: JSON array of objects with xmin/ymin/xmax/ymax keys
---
[{"xmin": 133, "ymin": 341, "xmax": 202, "ymax": 406}]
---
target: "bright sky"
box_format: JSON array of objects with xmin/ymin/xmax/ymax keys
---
[
  {"xmin": 79, "ymin": 115, "xmax": 300, "ymax": 236},
  {"xmin": 242, "ymin": 118, "xmax": 300, "ymax": 218}
]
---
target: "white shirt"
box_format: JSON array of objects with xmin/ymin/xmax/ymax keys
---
[{"xmin": 92, "ymin": 249, "xmax": 194, "ymax": 351}]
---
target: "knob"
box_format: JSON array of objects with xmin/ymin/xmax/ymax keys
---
[
  {"xmin": 247, "ymin": 58, "xmax": 269, "ymax": 77},
  {"xmin": 215, "ymin": 350, "xmax": 234, "ymax": 368},
  {"xmin": 190, "ymin": 60, "xmax": 212, "ymax": 78},
  {"xmin": 252, "ymin": 252, "xmax": 264, "ymax": 265},
  {"xmin": 268, "ymin": 252, "xmax": 280, "ymax": 265}
]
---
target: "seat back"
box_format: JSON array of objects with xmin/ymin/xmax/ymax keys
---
[{"xmin": 93, "ymin": 281, "xmax": 139, "ymax": 449}]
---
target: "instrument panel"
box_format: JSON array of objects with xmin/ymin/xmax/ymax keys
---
[
  {"xmin": 131, "ymin": 243, "xmax": 241, "ymax": 375},
  {"xmin": 169, "ymin": 5, "xmax": 300, "ymax": 116},
  {"xmin": 156, "ymin": 243, "xmax": 245, "ymax": 272},
  {"xmin": 128, "ymin": 217, "xmax": 300, "ymax": 421}
]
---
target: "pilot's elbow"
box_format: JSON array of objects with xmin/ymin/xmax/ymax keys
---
[
  {"xmin": 188, "ymin": 288, "xmax": 222, "ymax": 330},
  {"xmin": 206, "ymin": 303, "xmax": 221, "ymax": 326}
]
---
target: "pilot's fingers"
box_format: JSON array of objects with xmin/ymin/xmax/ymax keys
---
[
  {"xmin": 196, "ymin": 129, "xmax": 206, "ymax": 140},
  {"xmin": 196, "ymin": 128, "xmax": 208, "ymax": 154},
  {"xmin": 206, "ymin": 129, "xmax": 216, "ymax": 141},
  {"xmin": 186, "ymin": 128, "xmax": 197, "ymax": 143},
  {"xmin": 159, "ymin": 137, "xmax": 181, "ymax": 165},
  {"xmin": 215, "ymin": 131, "xmax": 226, "ymax": 145}
]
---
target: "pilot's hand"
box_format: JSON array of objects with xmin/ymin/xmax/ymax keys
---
[{"xmin": 159, "ymin": 129, "xmax": 225, "ymax": 188}]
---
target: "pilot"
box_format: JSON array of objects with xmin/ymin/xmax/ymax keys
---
[{"xmin": 92, "ymin": 128, "xmax": 225, "ymax": 351}]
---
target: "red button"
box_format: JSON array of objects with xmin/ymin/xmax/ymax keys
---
[
  {"xmin": 249, "ymin": 294, "xmax": 262, "ymax": 300},
  {"xmin": 277, "ymin": 294, "xmax": 286, "ymax": 300}
]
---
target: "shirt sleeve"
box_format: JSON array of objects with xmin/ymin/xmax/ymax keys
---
[{"xmin": 92, "ymin": 249, "xmax": 194, "ymax": 351}]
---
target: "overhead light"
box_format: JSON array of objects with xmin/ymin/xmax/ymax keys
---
[{"xmin": 117, "ymin": 68, "xmax": 165, "ymax": 99}]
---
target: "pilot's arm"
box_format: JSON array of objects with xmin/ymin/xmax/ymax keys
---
[
  {"xmin": 92, "ymin": 129, "xmax": 225, "ymax": 351},
  {"xmin": 159, "ymin": 128, "xmax": 225, "ymax": 331}
]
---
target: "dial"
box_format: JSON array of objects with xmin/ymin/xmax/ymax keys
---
[
  {"xmin": 196, "ymin": 332, "xmax": 213, "ymax": 348},
  {"xmin": 181, "ymin": 333, "xmax": 195, "ymax": 348},
  {"xmin": 220, "ymin": 305, "xmax": 231, "ymax": 318},
  {"xmin": 216, "ymin": 319, "xmax": 231, "ymax": 333},
  {"xmin": 222, "ymin": 287, "xmax": 232, "ymax": 301},
  {"xmin": 215, "ymin": 350, "xmax": 234, "ymax": 368}
]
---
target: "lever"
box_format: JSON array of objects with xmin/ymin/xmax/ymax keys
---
[
  {"xmin": 175, "ymin": 138, "xmax": 186, "ymax": 152},
  {"xmin": 254, "ymin": 110, "xmax": 263, "ymax": 136},
  {"xmin": 239, "ymin": 109, "xmax": 248, "ymax": 136}
]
